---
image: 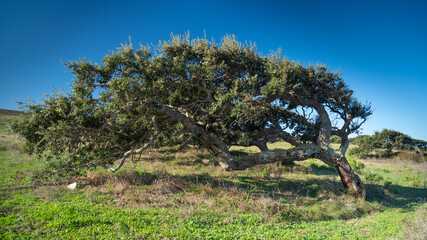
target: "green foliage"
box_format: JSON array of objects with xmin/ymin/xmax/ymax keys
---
[
  {"xmin": 346, "ymin": 155, "xmax": 365, "ymax": 171},
  {"xmin": 0, "ymin": 193, "xmax": 407, "ymax": 239},
  {"xmin": 329, "ymin": 135, "xmax": 341, "ymax": 144},
  {"xmin": 383, "ymin": 180, "xmax": 392, "ymax": 189},
  {"xmin": 363, "ymin": 172, "xmax": 384, "ymax": 182},
  {"xmin": 404, "ymin": 174, "xmax": 426, "ymax": 188},
  {"xmin": 349, "ymin": 129, "xmax": 425, "ymax": 161},
  {"xmin": 12, "ymin": 33, "xmax": 372, "ymax": 175},
  {"xmin": 261, "ymin": 166, "xmax": 272, "ymax": 178}
]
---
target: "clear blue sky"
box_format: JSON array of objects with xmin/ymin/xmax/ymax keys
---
[{"xmin": 1, "ymin": 0, "xmax": 426, "ymax": 140}]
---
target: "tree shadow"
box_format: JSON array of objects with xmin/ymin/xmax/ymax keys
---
[
  {"xmin": 83, "ymin": 169, "xmax": 426, "ymax": 211},
  {"xmin": 310, "ymin": 167, "xmax": 337, "ymax": 176},
  {"xmin": 365, "ymin": 183, "xmax": 427, "ymax": 209}
]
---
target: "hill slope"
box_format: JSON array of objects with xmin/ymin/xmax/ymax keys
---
[{"xmin": 0, "ymin": 109, "xmax": 22, "ymax": 116}]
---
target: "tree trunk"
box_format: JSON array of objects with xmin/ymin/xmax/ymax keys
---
[
  {"xmin": 412, "ymin": 145, "xmax": 425, "ymax": 162},
  {"xmin": 254, "ymin": 140, "xmax": 269, "ymax": 152},
  {"xmin": 335, "ymin": 156, "xmax": 365, "ymax": 199}
]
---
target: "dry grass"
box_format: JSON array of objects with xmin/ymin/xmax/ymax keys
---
[
  {"xmin": 52, "ymin": 154, "xmax": 382, "ymax": 223},
  {"xmin": 0, "ymin": 133, "xmax": 21, "ymax": 153},
  {"xmin": 396, "ymin": 151, "xmax": 425, "ymax": 163},
  {"xmin": 0, "ymin": 109, "xmax": 22, "ymax": 116},
  {"xmin": 402, "ymin": 203, "xmax": 427, "ymax": 240}
]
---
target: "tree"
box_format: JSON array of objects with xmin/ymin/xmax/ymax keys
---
[
  {"xmin": 13, "ymin": 34, "xmax": 372, "ymax": 199},
  {"xmin": 349, "ymin": 129, "xmax": 425, "ymax": 161}
]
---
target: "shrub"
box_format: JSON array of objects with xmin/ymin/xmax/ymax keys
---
[
  {"xmin": 363, "ymin": 172, "xmax": 383, "ymax": 182},
  {"xmin": 383, "ymin": 180, "xmax": 392, "ymax": 189},
  {"xmin": 347, "ymin": 156, "xmax": 365, "ymax": 171},
  {"xmin": 329, "ymin": 135, "xmax": 342, "ymax": 144}
]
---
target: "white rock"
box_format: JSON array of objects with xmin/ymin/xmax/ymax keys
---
[{"xmin": 67, "ymin": 182, "xmax": 77, "ymax": 189}]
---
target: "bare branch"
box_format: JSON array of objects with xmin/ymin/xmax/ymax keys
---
[
  {"xmin": 92, "ymin": 116, "xmax": 159, "ymax": 173},
  {"xmin": 179, "ymin": 132, "xmax": 196, "ymax": 149}
]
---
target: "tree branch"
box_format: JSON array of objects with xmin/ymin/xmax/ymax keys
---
[{"xmin": 93, "ymin": 116, "xmax": 159, "ymax": 173}]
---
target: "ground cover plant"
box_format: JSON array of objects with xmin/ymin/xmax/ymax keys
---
[{"xmin": 1, "ymin": 112, "xmax": 427, "ymax": 239}]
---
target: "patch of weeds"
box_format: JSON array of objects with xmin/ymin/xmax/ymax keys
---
[
  {"xmin": 383, "ymin": 180, "xmax": 393, "ymax": 189},
  {"xmin": 277, "ymin": 197, "xmax": 380, "ymax": 223},
  {"xmin": 347, "ymin": 156, "xmax": 365, "ymax": 171},
  {"xmin": 363, "ymin": 172, "xmax": 384, "ymax": 182},
  {"xmin": 403, "ymin": 165, "xmax": 413, "ymax": 171},
  {"xmin": 403, "ymin": 174, "xmax": 426, "ymax": 188},
  {"xmin": 261, "ymin": 166, "xmax": 272, "ymax": 178}
]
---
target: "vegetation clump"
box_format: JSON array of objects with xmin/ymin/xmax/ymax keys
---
[{"xmin": 350, "ymin": 129, "xmax": 426, "ymax": 162}]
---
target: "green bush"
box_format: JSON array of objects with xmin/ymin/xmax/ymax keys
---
[
  {"xmin": 349, "ymin": 129, "xmax": 426, "ymax": 161},
  {"xmin": 330, "ymin": 135, "xmax": 342, "ymax": 144},
  {"xmin": 347, "ymin": 156, "xmax": 365, "ymax": 171},
  {"xmin": 363, "ymin": 172, "xmax": 384, "ymax": 182}
]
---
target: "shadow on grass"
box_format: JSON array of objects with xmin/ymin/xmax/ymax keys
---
[
  {"xmin": 365, "ymin": 183, "xmax": 427, "ymax": 209},
  {"xmin": 310, "ymin": 166, "xmax": 337, "ymax": 176},
  {"xmin": 83, "ymin": 169, "xmax": 426, "ymax": 209}
]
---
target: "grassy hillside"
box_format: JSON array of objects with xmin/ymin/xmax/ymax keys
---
[{"xmin": 1, "ymin": 113, "xmax": 426, "ymax": 239}]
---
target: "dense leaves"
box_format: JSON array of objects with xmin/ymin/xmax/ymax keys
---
[{"xmin": 349, "ymin": 129, "xmax": 426, "ymax": 161}]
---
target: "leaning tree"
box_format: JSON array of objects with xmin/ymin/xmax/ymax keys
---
[{"xmin": 13, "ymin": 34, "xmax": 372, "ymax": 199}]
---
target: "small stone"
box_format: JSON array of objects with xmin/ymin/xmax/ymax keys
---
[{"xmin": 67, "ymin": 182, "xmax": 77, "ymax": 189}]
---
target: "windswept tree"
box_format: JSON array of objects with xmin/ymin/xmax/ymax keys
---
[
  {"xmin": 13, "ymin": 34, "xmax": 372, "ymax": 199},
  {"xmin": 350, "ymin": 129, "xmax": 425, "ymax": 161}
]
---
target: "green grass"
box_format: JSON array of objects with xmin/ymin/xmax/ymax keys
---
[
  {"xmin": 1, "ymin": 114, "xmax": 426, "ymax": 239},
  {"xmin": 0, "ymin": 193, "xmax": 412, "ymax": 239}
]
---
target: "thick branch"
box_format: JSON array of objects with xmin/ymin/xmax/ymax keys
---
[
  {"xmin": 227, "ymin": 144, "xmax": 321, "ymax": 170},
  {"xmin": 314, "ymin": 104, "xmax": 332, "ymax": 148},
  {"xmin": 144, "ymin": 100, "xmax": 233, "ymax": 169}
]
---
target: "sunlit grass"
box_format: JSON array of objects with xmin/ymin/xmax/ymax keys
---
[{"xmin": 1, "ymin": 113, "xmax": 426, "ymax": 239}]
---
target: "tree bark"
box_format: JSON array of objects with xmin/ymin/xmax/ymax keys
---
[
  {"xmin": 314, "ymin": 104, "xmax": 332, "ymax": 148},
  {"xmin": 254, "ymin": 140, "xmax": 269, "ymax": 152},
  {"xmin": 335, "ymin": 156, "xmax": 365, "ymax": 199}
]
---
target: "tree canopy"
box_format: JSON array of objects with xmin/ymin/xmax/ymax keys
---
[
  {"xmin": 13, "ymin": 34, "xmax": 372, "ymax": 199},
  {"xmin": 349, "ymin": 129, "xmax": 426, "ymax": 161}
]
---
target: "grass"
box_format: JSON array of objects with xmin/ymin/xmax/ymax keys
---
[{"xmin": 1, "ymin": 113, "xmax": 426, "ymax": 239}]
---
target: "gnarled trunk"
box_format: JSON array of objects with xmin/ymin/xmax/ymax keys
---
[
  {"xmin": 335, "ymin": 156, "xmax": 365, "ymax": 199},
  {"xmin": 224, "ymin": 144, "xmax": 366, "ymax": 200},
  {"xmin": 254, "ymin": 140, "xmax": 269, "ymax": 152}
]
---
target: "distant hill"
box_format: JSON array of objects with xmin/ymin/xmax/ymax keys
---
[{"xmin": 0, "ymin": 109, "xmax": 22, "ymax": 116}]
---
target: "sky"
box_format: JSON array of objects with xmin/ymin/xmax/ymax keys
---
[{"xmin": 1, "ymin": 0, "xmax": 426, "ymax": 140}]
